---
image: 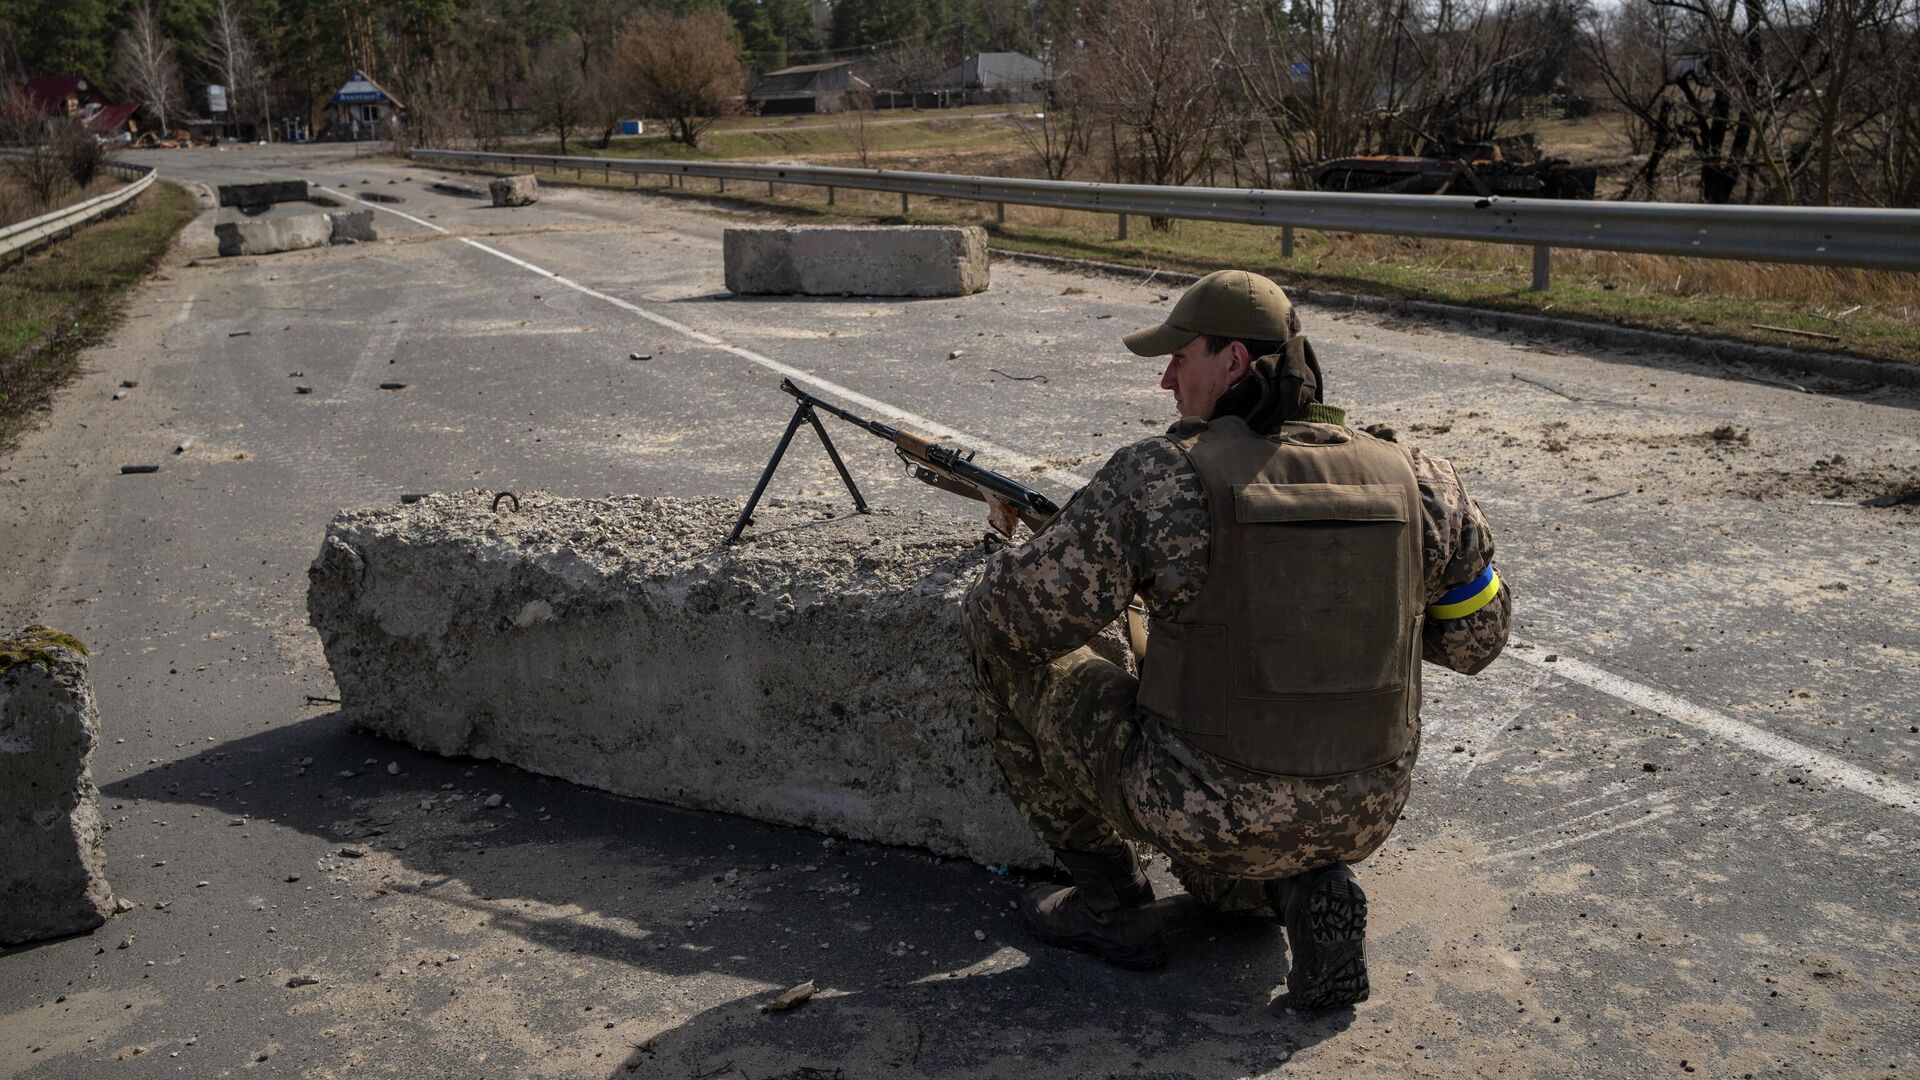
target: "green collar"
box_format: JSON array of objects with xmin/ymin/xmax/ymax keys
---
[{"xmin": 1298, "ymin": 402, "xmax": 1348, "ymax": 426}]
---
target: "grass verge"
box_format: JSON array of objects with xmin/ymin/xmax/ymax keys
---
[
  {"xmin": 0, "ymin": 180, "xmax": 196, "ymax": 453},
  {"xmin": 430, "ymin": 157, "xmax": 1920, "ymax": 367}
]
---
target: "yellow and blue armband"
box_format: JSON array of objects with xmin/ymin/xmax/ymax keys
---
[{"xmin": 1427, "ymin": 565, "xmax": 1501, "ymax": 620}]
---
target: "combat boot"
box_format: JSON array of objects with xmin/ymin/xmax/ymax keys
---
[
  {"xmin": 1267, "ymin": 862, "xmax": 1369, "ymax": 1010},
  {"xmin": 1022, "ymin": 847, "xmax": 1169, "ymax": 970}
]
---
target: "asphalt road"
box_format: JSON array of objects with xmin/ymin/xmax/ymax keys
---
[{"xmin": 1, "ymin": 143, "xmax": 1916, "ymax": 1079}]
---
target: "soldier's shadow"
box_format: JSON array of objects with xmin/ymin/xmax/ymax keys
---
[
  {"xmin": 101, "ymin": 711, "xmax": 1355, "ymax": 1079},
  {"xmin": 600, "ymin": 897, "xmax": 1358, "ymax": 1079}
]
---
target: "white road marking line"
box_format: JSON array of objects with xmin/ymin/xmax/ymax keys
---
[
  {"xmin": 335, "ymin": 186, "xmax": 1920, "ymax": 821},
  {"xmin": 1508, "ymin": 651, "xmax": 1919, "ymax": 816},
  {"xmin": 329, "ymin": 187, "xmax": 1088, "ymax": 489},
  {"xmin": 1492, "ymin": 802, "xmax": 1678, "ymax": 861}
]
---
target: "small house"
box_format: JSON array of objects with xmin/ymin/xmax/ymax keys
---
[
  {"xmin": 329, "ymin": 71, "xmax": 404, "ymax": 140},
  {"xmin": 747, "ymin": 62, "xmax": 871, "ymax": 115}
]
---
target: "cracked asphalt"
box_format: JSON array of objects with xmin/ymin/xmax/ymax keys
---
[{"xmin": 1, "ymin": 143, "xmax": 1916, "ymax": 1079}]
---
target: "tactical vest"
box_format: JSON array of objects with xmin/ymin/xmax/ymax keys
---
[{"xmin": 1136, "ymin": 415, "xmax": 1424, "ymax": 778}]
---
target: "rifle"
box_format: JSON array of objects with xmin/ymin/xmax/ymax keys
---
[{"xmin": 726, "ymin": 378, "xmax": 1062, "ymax": 545}]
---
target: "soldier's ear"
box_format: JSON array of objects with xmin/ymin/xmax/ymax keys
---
[{"xmin": 1228, "ymin": 340, "xmax": 1254, "ymax": 380}]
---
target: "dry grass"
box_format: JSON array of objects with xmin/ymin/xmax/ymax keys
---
[
  {"xmin": 426, "ymin": 126, "xmax": 1920, "ymax": 365},
  {"xmin": 0, "ymin": 173, "xmax": 124, "ymax": 230},
  {"xmin": 0, "ymin": 181, "xmax": 196, "ymax": 453}
]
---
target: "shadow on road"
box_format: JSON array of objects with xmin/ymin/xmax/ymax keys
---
[{"xmin": 102, "ymin": 710, "xmax": 1354, "ymax": 1077}]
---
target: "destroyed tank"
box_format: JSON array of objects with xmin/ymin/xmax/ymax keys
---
[{"xmin": 1311, "ymin": 138, "xmax": 1596, "ymax": 200}]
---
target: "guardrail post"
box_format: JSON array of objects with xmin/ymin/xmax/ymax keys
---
[
  {"xmin": 1281, "ymin": 225, "xmax": 1295, "ymax": 259},
  {"xmin": 827, "ymin": 186, "xmax": 836, "ymax": 206},
  {"xmin": 769, "ymin": 181, "xmax": 777, "ymax": 197},
  {"xmin": 1531, "ymin": 244, "xmax": 1551, "ymax": 291},
  {"xmin": 719, "ymin": 177, "xmax": 727, "ymax": 194},
  {"xmin": 1118, "ymin": 214, "xmax": 1129, "ymax": 241},
  {"xmin": 996, "ymin": 202, "xmax": 1005, "ymax": 224},
  {"xmin": 901, "ymin": 192, "xmax": 910, "ymax": 216}
]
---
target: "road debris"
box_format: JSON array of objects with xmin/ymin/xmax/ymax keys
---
[
  {"xmin": 119, "ymin": 464, "xmax": 160, "ymax": 474},
  {"xmin": 285, "ymin": 976, "xmax": 319, "ymax": 988},
  {"xmin": 759, "ymin": 980, "xmax": 816, "ymax": 1012}
]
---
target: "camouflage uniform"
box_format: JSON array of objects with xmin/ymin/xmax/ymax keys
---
[{"xmin": 963, "ymin": 412, "xmax": 1510, "ymax": 916}]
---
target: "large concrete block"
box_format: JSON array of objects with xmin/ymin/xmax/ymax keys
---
[
  {"xmin": 489, "ymin": 175, "xmax": 540, "ymax": 207},
  {"xmin": 328, "ymin": 209, "xmax": 378, "ymax": 244},
  {"xmin": 216, "ymin": 180, "xmax": 310, "ymax": 208},
  {"xmin": 214, "ymin": 213, "xmax": 333, "ymax": 257},
  {"xmin": 724, "ymin": 226, "xmax": 990, "ymax": 298},
  {"xmin": 306, "ymin": 494, "xmax": 1050, "ymax": 868},
  {"xmin": 1, "ymin": 627, "xmax": 111, "ymax": 945}
]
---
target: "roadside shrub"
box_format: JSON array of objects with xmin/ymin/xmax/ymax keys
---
[{"xmin": 59, "ymin": 125, "xmax": 105, "ymax": 188}]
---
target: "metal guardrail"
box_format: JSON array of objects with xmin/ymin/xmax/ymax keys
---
[
  {"xmin": 410, "ymin": 147, "xmax": 1920, "ymax": 291},
  {"xmin": 0, "ymin": 157, "xmax": 157, "ymax": 265}
]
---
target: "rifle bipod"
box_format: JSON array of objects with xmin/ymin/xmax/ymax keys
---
[{"xmin": 725, "ymin": 397, "xmax": 870, "ymax": 545}]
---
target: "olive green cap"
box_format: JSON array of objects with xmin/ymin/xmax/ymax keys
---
[{"xmin": 1122, "ymin": 270, "xmax": 1297, "ymax": 357}]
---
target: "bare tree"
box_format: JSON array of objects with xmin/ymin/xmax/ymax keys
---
[
  {"xmin": 116, "ymin": 1, "xmax": 183, "ymax": 137},
  {"xmin": 613, "ymin": 8, "xmax": 747, "ymax": 148},
  {"xmin": 200, "ymin": 0, "xmax": 261, "ymax": 137},
  {"xmin": 1207, "ymin": 0, "xmax": 1580, "ymax": 189},
  {"xmin": 1079, "ymin": 0, "xmax": 1226, "ymax": 214},
  {"xmin": 529, "ymin": 38, "xmax": 587, "ymax": 154},
  {"xmin": 837, "ymin": 108, "xmax": 875, "ymax": 166},
  {"xmin": 1583, "ymin": 0, "xmax": 1920, "ymax": 206},
  {"xmin": 1009, "ymin": 60, "xmax": 1092, "ymax": 180}
]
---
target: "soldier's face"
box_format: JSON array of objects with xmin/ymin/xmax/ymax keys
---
[{"xmin": 1160, "ymin": 338, "xmax": 1249, "ymax": 419}]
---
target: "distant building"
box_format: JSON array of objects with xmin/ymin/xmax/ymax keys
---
[
  {"xmin": 929, "ymin": 52, "xmax": 1049, "ymax": 94},
  {"xmin": 16, "ymin": 75, "xmax": 140, "ymax": 138},
  {"xmin": 329, "ymin": 71, "xmax": 404, "ymax": 140},
  {"xmin": 747, "ymin": 62, "xmax": 871, "ymax": 115}
]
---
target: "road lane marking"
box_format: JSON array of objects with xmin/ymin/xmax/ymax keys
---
[
  {"xmin": 323, "ymin": 186, "xmax": 1090, "ymax": 490},
  {"xmin": 1507, "ymin": 651, "xmax": 1919, "ymax": 815},
  {"xmin": 331, "ymin": 186, "xmax": 1920, "ymax": 821}
]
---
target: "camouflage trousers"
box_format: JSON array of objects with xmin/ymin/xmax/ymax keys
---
[{"xmin": 974, "ymin": 643, "xmax": 1417, "ymax": 916}]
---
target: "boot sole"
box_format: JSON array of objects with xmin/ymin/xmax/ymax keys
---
[
  {"xmin": 1285, "ymin": 870, "xmax": 1370, "ymax": 1010},
  {"xmin": 1029, "ymin": 924, "xmax": 1170, "ymax": 971}
]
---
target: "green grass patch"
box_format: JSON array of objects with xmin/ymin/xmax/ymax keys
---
[{"xmin": 0, "ymin": 180, "xmax": 196, "ymax": 453}]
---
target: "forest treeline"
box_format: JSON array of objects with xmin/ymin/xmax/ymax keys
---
[{"xmin": 2, "ymin": 0, "xmax": 1916, "ymax": 207}]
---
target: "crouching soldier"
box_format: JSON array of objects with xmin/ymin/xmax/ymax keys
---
[{"xmin": 962, "ymin": 270, "xmax": 1510, "ymax": 1009}]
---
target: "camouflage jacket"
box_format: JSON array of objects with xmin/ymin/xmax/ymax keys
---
[{"xmin": 962, "ymin": 416, "xmax": 1511, "ymax": 678}]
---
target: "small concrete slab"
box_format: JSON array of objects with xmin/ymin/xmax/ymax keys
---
[
  {"xmin": 489, "ymin": 175, "xmax": 539, "ymax": 207},
  {"xmin": 1, "ymin": 627, "xmax": 111, "ymax": 945},
  {"xmin": 306, "ymin": 493, "xmax": 1052, "ymax": 868},
  {"xmin": 724, "ymin": 225, "xmax": 990, "ymax": 298},
  {"xmin": 328, "ymin": 209, "xmax": 378, "ymax": 244},
  {"xmin": 215, "ymin": 213, "xmax": 333, "ymax": 257},
  {"xmin": 216, "ymin": 180, "xmax": 311, "ymax": 208}
]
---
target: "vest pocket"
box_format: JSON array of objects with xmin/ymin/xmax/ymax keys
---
[
  {"xmin": 1233, "ymin": 483, "xmax": 1412, "ymax": 699},
  {"xmin": 1138, "ymin": 619, "xmax": 1228, "ymax": 735}
]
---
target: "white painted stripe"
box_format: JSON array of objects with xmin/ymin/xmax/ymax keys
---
[
  {"xmin": 333, "ymin": 185, "xmax": 1920, "ymax": 822},
  {"xmin": 323, "ymin": 187, "xmax": 1090, "ymax": 488},
  {"xmin": 1508, "ymin": 651, "xmax": 1920, "ymax": 815}
]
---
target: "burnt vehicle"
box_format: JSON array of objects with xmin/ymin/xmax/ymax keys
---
[{"xmin": 1311, "ymin": 137, "xmax": 1597, "ymax": 200}]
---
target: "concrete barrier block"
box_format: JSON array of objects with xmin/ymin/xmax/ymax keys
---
[
  {"xmin": 1, "ymin": 627, "xmax": 111, "ymax": 945},
  {"xmin": 724, "ymin": 226, "xmax": 990, "ymax": 298},
  {"xmin": 306, "ymin": 494, "xmax": 1050, "ymax": 868},
  {"xmin": 214, "ymin": 213, "xmax": 333, "ymax": 257},
  {"xmin": 489, "ymin": 175, "xmax": 540, "ymax": 207},
  {"xmin": 327, "ymin": 209, "xmax": 378, "ymax": 244},
  {"xmin": 216, "ymin": 180, "xmax": 310, "ymax": 208}
]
